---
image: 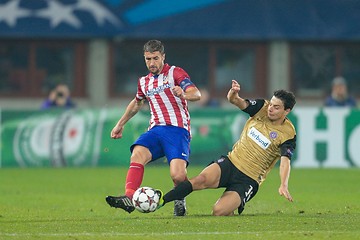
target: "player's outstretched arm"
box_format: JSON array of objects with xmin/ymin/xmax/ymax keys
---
[
  {"xmin": 278, "ymin": 156, "xmax": 293, "ymax": 202},
  {"xmin": 227, "ymin": 80, "xmax": 249, "ymax": 110},
  {"xmin": 111, "ymin": 98, "xmax": 144, "ymax": 139}
]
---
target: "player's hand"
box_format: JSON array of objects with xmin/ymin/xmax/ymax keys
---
[
  {"xmin": 278, "ymin": 185, "xmax": 293, "ymax": 202},
  {"xmin": 231, "ymin": 80, "xmax": 240, "ymax": 93},
  {"xmin": 49, "ymin": 90, "xmax": 57, "ymax": 101},
  {"xmin": 172, "ymin": 86, "xmax": 185, "ymax": 99},
  {"xmin": 227, "ymin": 80, "xmax": 241, "ymax": 102},
  {"xmin": 111, "ymin": 125, "xmax": 124, "ymax": 139}
]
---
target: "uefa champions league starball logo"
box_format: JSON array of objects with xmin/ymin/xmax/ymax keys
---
[{"xmin": 0, "ymin": 0, "xmax": 121, "ymax": 28}]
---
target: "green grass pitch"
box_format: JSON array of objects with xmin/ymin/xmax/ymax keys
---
[{"xmin": 0, "ymin": 166, "xmax": 359, "ymax": 240}]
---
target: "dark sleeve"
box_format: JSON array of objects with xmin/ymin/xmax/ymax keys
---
[
  {"xmin": 242, "ymin": 99, "xmax": 265, "ymax": 117},
  {"xmin": 41, "ymin": 99, "xmax": 55, "ymax": 109},
  {"xmin": 324, "ymin": 96, "xmax": 333, "ymax": 106},
  {"xmin": 280, "ymin": 135, "xmax": 296, "ymax": 160},
  {"xmin": 66, "ymin": 98, "xmax": 76, "ymax": 108}
]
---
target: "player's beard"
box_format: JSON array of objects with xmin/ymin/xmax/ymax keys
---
[
  {"xmin": 149, "ymin": 66, "xmax": 159, "ymax": 74},
  {"xmin": 148, "ymin": 63, "xmax": 163, "ymax": 75}
]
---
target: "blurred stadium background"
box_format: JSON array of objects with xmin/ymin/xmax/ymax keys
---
[{"xmin": 1, "ymin": 0, "xmax": 359, "ymax": 168}]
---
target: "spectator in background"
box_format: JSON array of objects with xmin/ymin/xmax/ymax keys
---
[
  {"xmin": 41, "ymin": 84, "xmax": 76, "ymax": 109},
  {"xmin": 324, "ymin": 76, "xmax": 357, "ymax": 107}
]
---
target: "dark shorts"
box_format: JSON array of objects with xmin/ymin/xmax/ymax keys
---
[
  {"xmin": 131, "ymin": 125, "xmax": 190, "ymax": 164},
  {"xmin": 212, "ymin": 156, "xmax": 259, "ymax": 214}
]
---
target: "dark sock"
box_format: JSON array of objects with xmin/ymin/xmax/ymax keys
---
[{"xmin": 163, "ymin": 180, "xmax": 193, "ymax": 204}]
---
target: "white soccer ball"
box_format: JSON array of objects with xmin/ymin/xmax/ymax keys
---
[{"xmin": 132, "ymin": 187, "xmax": 160, "ymax": 213}]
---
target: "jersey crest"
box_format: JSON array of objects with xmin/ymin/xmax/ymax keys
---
[{"xmin": 269, "ymin": 131, "xmax": 278, "ymax": 139}]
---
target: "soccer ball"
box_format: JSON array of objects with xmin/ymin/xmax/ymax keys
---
[{"xmin": 132, "ymin": 187, "xmax": 160, "ymax": 213}]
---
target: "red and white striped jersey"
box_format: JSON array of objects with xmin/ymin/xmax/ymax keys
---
[{"xmin": 135, "ymin": 64, "xmax": 194, "ymax": 132}]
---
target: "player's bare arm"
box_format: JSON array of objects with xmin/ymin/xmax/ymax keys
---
[
  {"xmin": 227, "ymin": 80, "xmax": 249, "ymax": 110},
  {"xmin": 172, "ymin": 86, "xmax": 201, "ymax": 101},
  {"xmin": 111, "ymin": 98, "xmax": 144, "ymax": 139},
  {"xmin": 278, "ymin": 156, "xmax": 293, "ymax": 202}
]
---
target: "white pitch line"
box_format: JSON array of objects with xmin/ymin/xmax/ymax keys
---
[
  {"xmin": 1, "ymin": 231, "xmax": 247, "ymax": 237},
  {"xmin": 0, "ymin": 230, "xmax": 349, "ymax": 237},
  {"xmin": 1, "ymin": 230, "xmax": 353, "ymax": 237}
]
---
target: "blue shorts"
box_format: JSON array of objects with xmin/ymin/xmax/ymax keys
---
[{"xmin": 130, "ymin": 125, "xmax": 191, "ymax": 164}]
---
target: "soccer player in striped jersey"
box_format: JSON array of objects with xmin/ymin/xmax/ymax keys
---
[
  {"xmin": 157, "ymin": 80, "xmax": 296, "ymax": 216},
  {"xmin": 106, "ymin": 40, "xmax": 201, "ymax": 216}
]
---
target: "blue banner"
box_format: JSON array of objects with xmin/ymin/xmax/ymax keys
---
[{"xmin": 0, "ymin": 0, "xmax": 359, "ymax": 40}]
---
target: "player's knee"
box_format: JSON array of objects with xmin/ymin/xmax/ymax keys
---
[
  {"xmin": 212, "ymin": 205, "xmax": 228, "ymax": 216},
  {"xmin": 170, "ymin": 172, "xmax": 187, "ymax": 185},
  {"xmin": 212, "ymin": 206, "xmax": 234, "ymax": 216},
  {"xmin": 130, "ymin": 146, "xmax": 151, "ymax": 164}
]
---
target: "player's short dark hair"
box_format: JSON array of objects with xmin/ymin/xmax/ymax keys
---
[
  {"xmin": 143, "ymin": 40, "xmax": 165, "ymax": 54},
  {"xmin": 273, "ymin": 90, "xmax": 296, "ymax": 110}
]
